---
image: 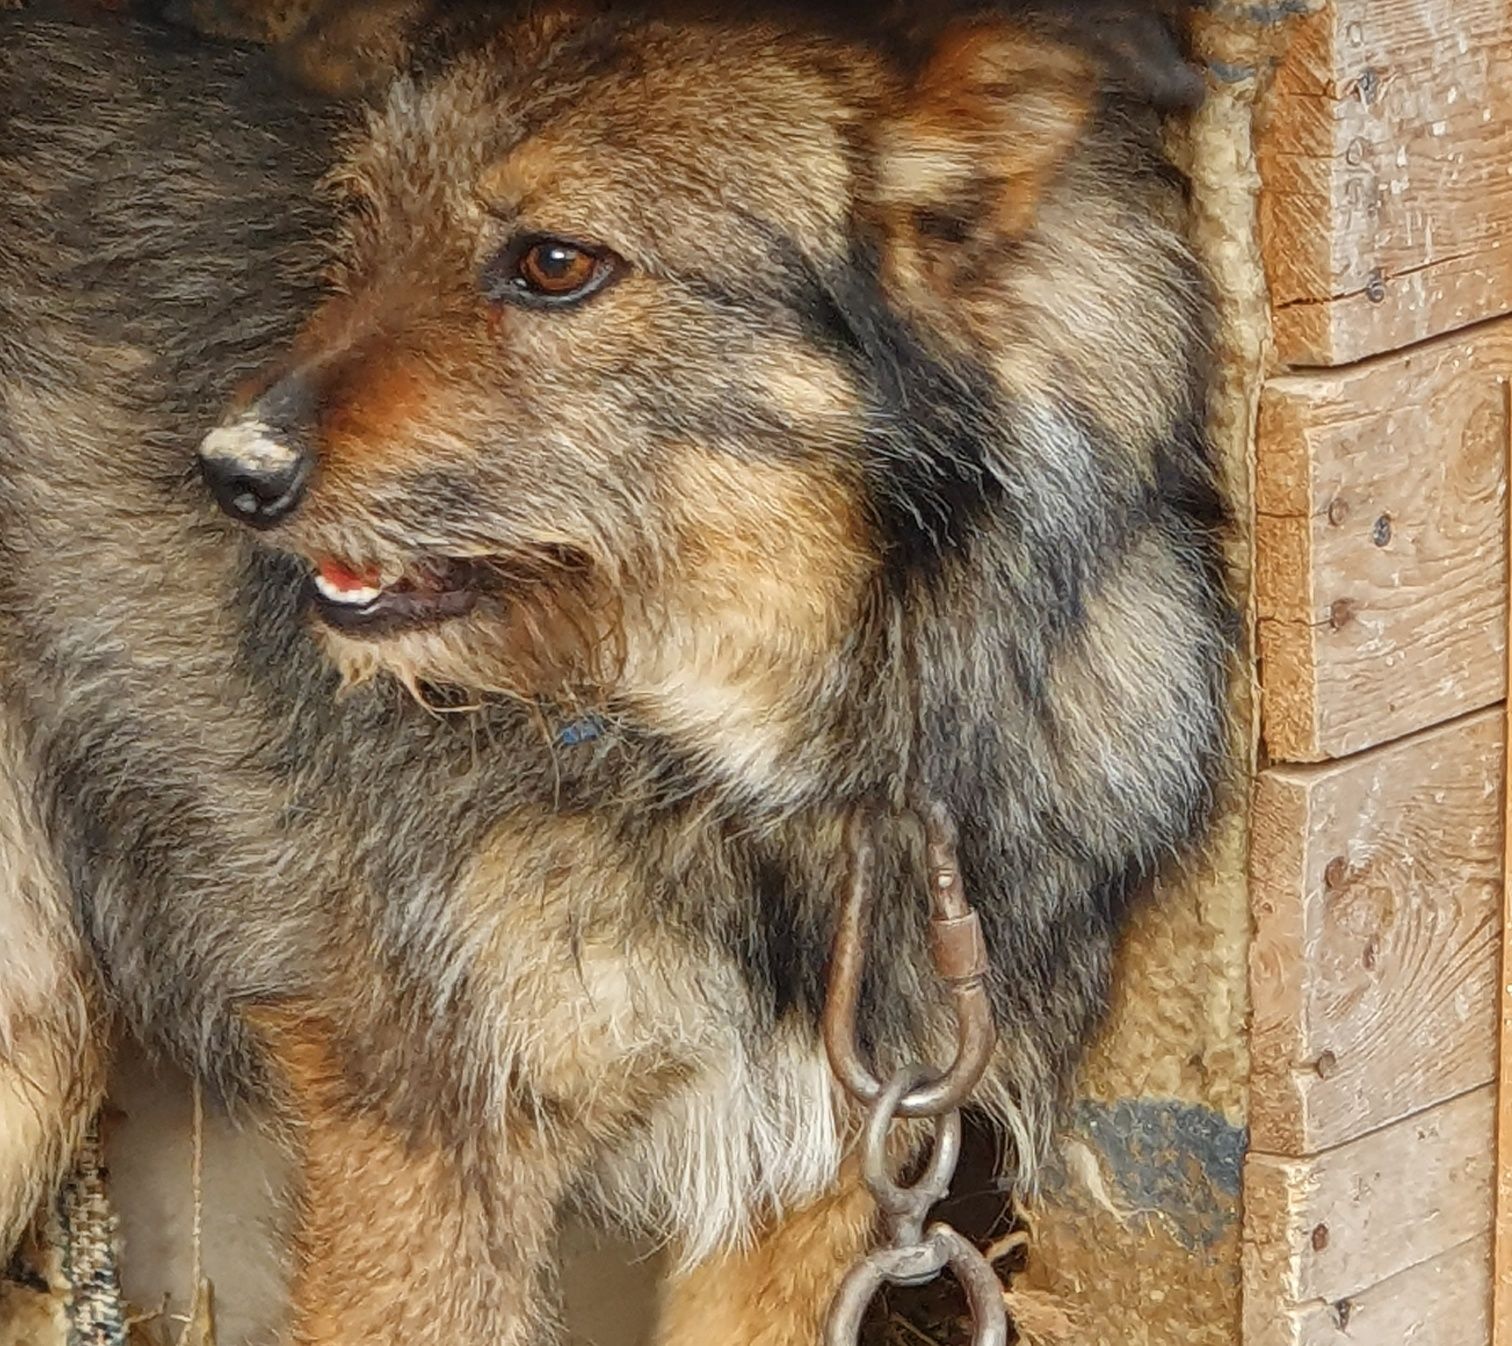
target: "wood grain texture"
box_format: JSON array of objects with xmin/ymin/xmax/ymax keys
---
[
  {"xmin": 1244, "ymin": 1087, "xmax": 1494, "ymax": 1338},
  {"xmin": 1250, "ymin": 709, "xmax": 1503, "ymax": 1155},
  {"xmin": 1494, "ymin": 390, "xmax": 1512, "ymax": 1346},
  {"xmin": 1255, "ymin": 320, "xmax": 1511, "ymax": 763},
  {"xmin": 1246, "ymin": 1234, "xmax": 1490, "ymax": 1346},
  {"xmin": 1259, "ymin": 0, "xmax": 1512, "ymax": 366}
]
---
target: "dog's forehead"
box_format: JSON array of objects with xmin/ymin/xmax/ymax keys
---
[
  {"xmin": 467, "ymin": 19, "xmax": 864, "ymax": 224},
  {"xmin": 340, "ymin": 15, "xmax": 878, "ymax": 272}
]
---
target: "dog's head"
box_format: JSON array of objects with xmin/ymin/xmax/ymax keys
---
[{"xmin": 201, "ymin": 2, "xmax": 1212, "ymax": 799}]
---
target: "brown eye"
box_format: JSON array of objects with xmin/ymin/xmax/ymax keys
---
[
  {"xmin": 520, "ymin": 241, "xmax": 597, "ymax": 293},
  {"xmin": 482, "ymin": 235, "xmax": 621, "ymax": 309}
]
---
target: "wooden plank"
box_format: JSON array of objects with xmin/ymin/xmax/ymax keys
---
[
  {"xmin": 1255, "ymin": 319, "xmax": 1511, "ymax": 763},
  {"xmin": 1494, "ymin": 385, "xmax": 1512, "ymax": 1346},
  {"xmin": 1246, "ymin": 1234, "xmax": 1490, "ymax": 1346},
  {"xmin": 1250, "ymin": 709, "xmax": 1503, "ymax": 1155},
  {"xmin": 1244, "ymin": 1088, "xmax": 1494, "ymax": 1325},
  {"xmin": 1258, "ymin": 0, "xmax": 1512, "ymax": 366}
]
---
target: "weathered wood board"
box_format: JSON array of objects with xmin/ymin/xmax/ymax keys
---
[
  {"xmin": 1244, "ymin": 1087, "xmax": 1495, "ymax": 1345},
  {"xmin": 1247, "ymin": 1234, "xmax": 1489, "ymax": 1346},
  {"xmin": 1494, "ymin": 435, "xmax": 1512, "ymax": 1346},
  {"xmin": 1255, "ymin": 319, "xmax": 1511, "ymax": 763},
  {"xmin": 1258, "ymin": 0, "xmax": 1512, "ymax": 367},
  {"xmin": 1250, "ymin": 709, "xmax": 1503, "ymax": 1156}
]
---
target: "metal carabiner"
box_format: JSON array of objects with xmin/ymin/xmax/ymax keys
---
[
  {"xmin": 822, "ymin": 801, "xmax": 1008, "ymax": 1346},
  {"xmin": 822, "ymin": 802, "xmax": 997, "ymax": 1118}
]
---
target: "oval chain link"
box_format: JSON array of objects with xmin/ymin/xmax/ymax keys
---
[{"xmin": 822, "ymin": 804, "xmax": 1008, "ymax": 1346}]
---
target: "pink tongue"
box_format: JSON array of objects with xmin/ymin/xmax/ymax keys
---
[{"xmin": 317, "ymin": 558, "xmax": 383, "ymax": 593}]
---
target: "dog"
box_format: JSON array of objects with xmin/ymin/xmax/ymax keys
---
[{"xmin": 0, "ymin": 3, "xmax": 1233, "ymax": 1341}]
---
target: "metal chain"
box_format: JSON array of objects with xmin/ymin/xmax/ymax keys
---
[{"xmin": 822, "ymin": 803, "xmax": 1008, "ymax": 1346}]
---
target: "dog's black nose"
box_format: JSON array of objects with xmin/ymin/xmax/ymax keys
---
[{"xmin": 198, "ymin": 422, "xmax": 310, "ymax": 529}]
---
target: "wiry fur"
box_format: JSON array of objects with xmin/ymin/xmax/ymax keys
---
[
  {"xmin": 0, "ymin": 3, "xmax": 1232, "ymax": 1340},
  {"xmin": 0, "ymin": 721, "xmax": 103, "ymax": 1257}
]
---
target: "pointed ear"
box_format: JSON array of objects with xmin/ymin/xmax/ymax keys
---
[{"xmin": 875, "ymin": 24, "xmax": 1092, "ymax": 297}]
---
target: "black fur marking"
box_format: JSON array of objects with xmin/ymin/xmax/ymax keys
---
[
  {"xmin": 381, "ymin": 468, "xmax": 493, "ymax": 535},
  {"xmin": 912, "ymin": 205, "xmax": 973, "ymax": 246},
  {"xmin": 778, "ymin": 238, "xmax": 1012, "ymax": 586},
  {"xmin": 746, "ymin": 853, "xmax": 828, "ymax": 1023}
]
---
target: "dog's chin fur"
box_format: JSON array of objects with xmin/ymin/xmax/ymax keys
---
[
  {"xmin": 0, "ymin": 1, "xmax": 1231, "ymax": 1335},
  {"xmin": 315, "ymin": 581, "xmax": 623, "ymax": 709}
]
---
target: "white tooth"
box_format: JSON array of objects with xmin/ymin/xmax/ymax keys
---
[{"xmin": 314, "ymin": 575, "xmax": 383, "ymax": 606}]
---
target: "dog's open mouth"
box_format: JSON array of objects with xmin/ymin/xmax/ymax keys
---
[{"xmin": 307, "ymin": 556, "xmax": 484, "ymax": 638}]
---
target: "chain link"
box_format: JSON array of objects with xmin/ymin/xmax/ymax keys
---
[{"xmin": 822, "ymin": 804, "xmax": 1008, "ymax": 1346}]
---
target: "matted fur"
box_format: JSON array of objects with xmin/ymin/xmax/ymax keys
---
[{"xmin": 0, "ymin": 3, "xmax": 1232, "ymax": 1340}]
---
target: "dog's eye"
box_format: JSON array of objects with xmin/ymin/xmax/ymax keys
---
[
  {"xmin": 482, "ymin": 235, "xmax": 622, "ymax": 309},
  {"xmin": 520, "ymin": 241, "xmax": 598, "ymax": 294}
]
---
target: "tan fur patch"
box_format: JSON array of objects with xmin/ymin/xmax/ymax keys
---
[
  {"xmin": 454, "ymin": 819, "xmax": 852, "ymax": 1262},
  {"xmin": 621, "ymin": 449, "xmax": 873, "ymax": 799},
  {"xmin": 654, "ymin": 1156, "xmax": 879, "ymax": 1346},
  {"xmin": 317, "ymin": 345, "xmax": 437, "ymax": 478},
  {"xmin": 0, "ymin": 725, "xmax": 103, "ymax": 1255},
  {"xmin": 879, "ymin": 24, "xmax": 1093, "ymax": 298},
  {"xmin": 252, "ymin": 1005, "xmax": 577, "ymax": 1346}
]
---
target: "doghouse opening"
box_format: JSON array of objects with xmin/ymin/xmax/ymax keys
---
[{"xmin": 6, "ymin": 0, "xmax": 1511, "ymax": 1343}]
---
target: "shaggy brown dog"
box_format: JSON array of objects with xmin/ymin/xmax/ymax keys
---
[{"xmin": 0, "ymin": 3, "xmax": 1232, "ymax": 1340}]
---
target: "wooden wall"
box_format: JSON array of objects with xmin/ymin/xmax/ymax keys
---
[{"xmin": 1245, "ymin": 1, "xmax": 1512, "ymax": 1341}]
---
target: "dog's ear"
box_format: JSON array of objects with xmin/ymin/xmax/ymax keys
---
[
  {"xmin": 1051, "ymin": 0, "xmax": 1205, "ymax": 112},
  {"xmin": 874, "ymin": 22, "xmax": 1093, "ymax": 301},
  {"xmin": 872, "ymin": 7, "xmax": 1204, "ymax": 304}
]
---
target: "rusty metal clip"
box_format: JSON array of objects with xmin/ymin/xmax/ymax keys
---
[
  {"xmin": 823, "ymin": 803, "xmax": 1007, "ymax": 1346},
  {"xmin": 822, "ymin": 802, "xmax": 997, "ymax": 1119}
]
